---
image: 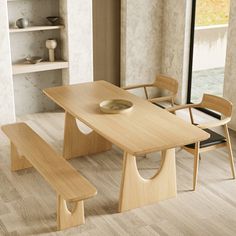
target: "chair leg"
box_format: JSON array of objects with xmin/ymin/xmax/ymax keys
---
[
  {"xmin": 224, "ymin": 125, "xmax": 236, "ymax": 179},
  {"xmin": 193, "ymin": 142, "xmax": 200, "ymax": 191},
  {"xmin": 199, "ymin": 154, "xmax": 202, "ymax": 161},
  {"xmin": 189, "ymin": 107, "xmax": 194, "ymax": 124}
]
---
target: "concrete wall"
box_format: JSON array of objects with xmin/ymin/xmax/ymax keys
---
[
  {"xmin": 1, "ymin": 0, "xmax": 236, "ymax": 127},
  {"xmin": 161, "ymin": 0, "xmax": 192, "ymax": 104},
  {"xmin": 0, "ymin": 0, "xmax": 93, "ymax": 122},
  {"xmin": 121, "ymin": 0, "xmax": 192, "ymax": 103},
  {"xmin": 193, "ymin": 25, "xmax": 228, "ymax": 71},
  {"xmin": 8, "ymin": 0, "xmax": 62, "ymax": 116},
  {"xmin": 224, "ymin": 0, "xmax": 236, "ymax": 130},
  {"xmin": 0, "ymin": 0, "xmax": 15, "ymax": 124},
  {"xmin": 121, "ymin": 0, "xmax": 163, "ymax": 90},
  {"xmin": 120, "ymin": 0, "xmax": 236, "ymax": 130},
  {"xmin": 60, "ymin": 0, "xmax": 93, "ymax": 85}
]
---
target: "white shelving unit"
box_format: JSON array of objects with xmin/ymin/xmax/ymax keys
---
[
  {"xmin": 8, "ymin": 0, "xmax": 68, "ymax": 76},
  {"xmin": 7, "ymin": 0, "xmax": 69, "ymax": 116}
]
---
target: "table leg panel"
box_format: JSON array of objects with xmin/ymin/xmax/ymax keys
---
[
  {"xmin": 119, "ymin": 148, "xmax": 176, "ymax": 212},
  {"xmin": 63, "ymin": 112, "xmax": 112, "ymax": 159}
]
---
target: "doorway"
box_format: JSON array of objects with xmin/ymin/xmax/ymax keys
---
[
  {"xmin": 92, "ymin": 0, "xmax": 121, "ymax": 86},
  {"xmin": 188, "ymin": 0, "xmax": 230, "ymax": 106}
]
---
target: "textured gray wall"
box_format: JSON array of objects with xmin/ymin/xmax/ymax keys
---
[
  {"xmin": 121, "ymin": 0, "xmax": 163, "ymax": 89},
  {"xmin": 121, "ymin": 0, "xmax": 192, "ymax": 103},
  {"xmin": 161, "ymin": 0, "xmax": 192, "ymax": 103},
  {"xmin": 224, "ymin": 0, "xmax": 236, "ymax": 130},
  {"xmin": 0, "ymin": 0, "xmax": 94, "ymax": 120},
  {"xmin": 0, "ymin": 0, "xmax": 15, "ymax": 124}
]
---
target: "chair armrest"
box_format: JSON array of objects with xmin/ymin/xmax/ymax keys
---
[
  {"xmin": 148, "ymin": 96, "xmax": 174, "ymax": 103},
  {"xmin": 167, "ymin": 104, "xmax": 199, "ymax": 113},
  {"xmin": 197, "ymin": 117, "xmax": 231, "ymax": 129},
  {"xmin": 122, "ymin": 84, "xmax": 152, "ymax": 90}
]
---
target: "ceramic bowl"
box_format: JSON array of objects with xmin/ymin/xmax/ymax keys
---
[
  {"xmin": 99, "ymin": 99, "xmax": 133, "ymax": 114},
  {"xmin": 25, "ymin": 56, "xmax": 43, "ymax": 64},
  {"xmin": 46, "ymin": 16, "xmax": 60, "ymax": 25}
]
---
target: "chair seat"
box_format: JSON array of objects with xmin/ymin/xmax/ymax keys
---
[{"xmin": 185, "ymin": 128, "xmax": 226, "ymax": 149}]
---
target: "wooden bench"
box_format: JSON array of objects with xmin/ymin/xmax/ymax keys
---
[{"xmin": 1, "ymin": 122, "xmax": 97, "ymax": 231}]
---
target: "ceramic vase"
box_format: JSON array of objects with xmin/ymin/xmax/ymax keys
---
[
  {"xmin": 46, "ymin": 39, "xmax": 57, "ymax": 62},
  {"xmin": 16, "ymin": 18, "xmax": 29, "ymax": 28}
]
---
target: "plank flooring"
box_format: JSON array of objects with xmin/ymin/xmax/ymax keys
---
[{"xmin": 0, "ymin": 111, "xmax": 236, "ymax": 235}]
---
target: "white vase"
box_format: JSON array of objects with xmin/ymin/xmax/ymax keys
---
[{"xmin": 46, "ymin": 39, "xmax": 57, "ymax": 62}]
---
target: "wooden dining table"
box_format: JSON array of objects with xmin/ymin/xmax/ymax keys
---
[{"xmin": 44, "ymin": 80, "xmax": 209, "ymax": 212}]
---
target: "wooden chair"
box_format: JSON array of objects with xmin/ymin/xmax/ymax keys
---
[
  {"xmin": 168, "ymin": 94, "xmax": 235, "ymax": 190},
  {"xmin": 123, "ymin": 74, "xmax": 178, "ymax": 108}
]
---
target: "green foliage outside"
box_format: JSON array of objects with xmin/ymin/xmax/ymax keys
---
[{"xmin": 196, "ymin": 0, "xmax": 230, "ymax": 26}]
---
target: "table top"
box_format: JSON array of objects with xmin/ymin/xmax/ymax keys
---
[{"xmin": 44, "ymin": 81, "xmax": 209, "ymax": 155}]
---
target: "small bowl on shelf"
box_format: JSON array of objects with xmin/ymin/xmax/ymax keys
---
[
  {"xmin": 25, "ymin": 56, "xmax": 43, "ymax": 64},
  {"xmin": 46, "ymin": 16, "xmax": 61, "ymax": 25}
]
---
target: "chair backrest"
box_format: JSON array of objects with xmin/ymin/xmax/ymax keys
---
[
  {"xmin": 153, "ymin": 75, "xmax": 178, "ymax": 96},
  {"xmin": 200, "ymin": 94, "xmax": 233, "ymax": 118}
]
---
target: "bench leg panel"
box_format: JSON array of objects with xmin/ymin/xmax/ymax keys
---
[
  {"xmin": 119, "ymin": 149, "xmax": 177, "ymax": 212},
  {"xmin": 57, "ymin": 195, "xmax": 85, "ymax": 231},
  {"xmin": 63, "ymin": 112, "xmax": 112, "ymax": 159},
  {"xmin": 11, "ymin": 143, "xmax": 32, "ymax": 171}
]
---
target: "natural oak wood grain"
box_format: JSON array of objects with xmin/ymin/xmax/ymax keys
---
[
  {"xmin": 11, "ymin": 142, "xmax": 32, "ymax": 171},
  {"xmin": 2, "ymin": 123, "xmax": 97, "ymax": 230},
  {"xmin": 44, "ymin": 81, "xmax": 209, "ymax": 156},
  {"xmin": 169, "ymin": 94, "xmax": 235, "ymax": 190},
  {"xmin": 168, "ymin": 94, "xmax": 232, "ymax": 120},
  {"xmin": 119, "ymin": 149, "xmax": 176, "ymax": 212},
  {"xmin": 63, "ymin": 112, "xmax": 112, "ymax": 159},
  {"xmin": 2, "ymin": 123, "xmax": 97, "ymax": 202},
  {"xmin": 201, "ymin": 94, "xmax": 232, "ymax": 118},
  {"xmin": 44, "ymin": 80, "xmax": 209, "ymax": 212},
  {"xmin": 193, "ymin": 142, "xmax": 200, "ymax": 191},
  {"xmin": 123, "ymin": 74, "xmax": 178, "ymax": 107},
  {"xmin": 224, "ymin": 124, "xmax": 236, "ymax": 179},
  {"xmin": 0, "ymin": 112, "xmax": 236, "ymax": 235},
  {"xmin": 57, "ymin": 195, "xmax": 84, "ymax": 231}
]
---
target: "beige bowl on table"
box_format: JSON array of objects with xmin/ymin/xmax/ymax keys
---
[{"xmin": 99, "ymin": 99, "xmax": 133, "ymax": 114}]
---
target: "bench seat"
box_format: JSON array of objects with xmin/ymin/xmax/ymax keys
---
[{"xmin": 2, "ymin": 122, "xmax": 97, "ymax": 230}]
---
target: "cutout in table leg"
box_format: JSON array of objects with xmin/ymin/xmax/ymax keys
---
[
  {"xmin": 63, "ymin": 112, "xmax": 112, "ymax": 159},
  {"xmin": 11, "ymin": 143, "xmax": 32, "ymax": 171},
  {"xmin": 57, "ymin": 195, "xmax": 84, "ymax": 231},
  {"xmin": 119, "ymin": 149, "xmax": 176, "ymax": 212}
]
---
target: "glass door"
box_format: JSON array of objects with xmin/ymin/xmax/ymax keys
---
[{"xmin": 188, "ymin": 0, "xmax": 230, "ymax": 106}]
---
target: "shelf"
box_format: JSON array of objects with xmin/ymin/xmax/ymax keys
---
[
  {"xmin": 12, "ymin": 61, "xmax": 69, "ymax": 75},
  {"xmin": 8, "ymin": 0, "xmax": 32, "ymax": 1},
  {"xmin": 9, "ymin": 25, "xmax": 64, "ymax": 33}
]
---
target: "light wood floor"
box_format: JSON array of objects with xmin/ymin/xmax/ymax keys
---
[{"xmin": 0, "ymin": 112, "xmax": 236, "ymax": 236}]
